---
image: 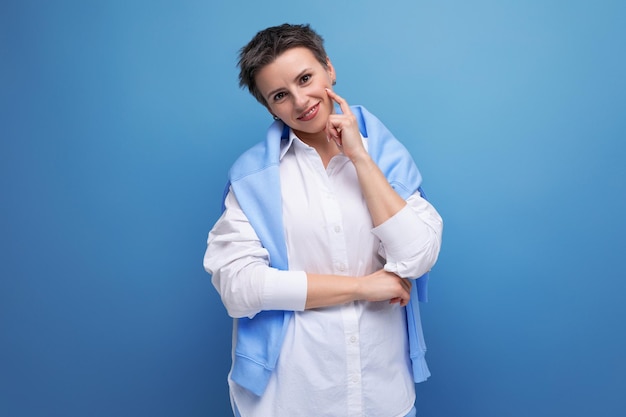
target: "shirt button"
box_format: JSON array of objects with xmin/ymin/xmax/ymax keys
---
[
  {"xmin": 350, "ymin": 336, "xmax": 357, "ymax": 343},
  {"xmin": 352, "ymin": 375, "xmax": 359, "ymax": 383},
  {"xmin": 334, "ymin": 225, "xmax": 342, "ymax": 233},
  {"xmin": 337, "ymin": 263, "xmax": 346, "ymax": 272}
]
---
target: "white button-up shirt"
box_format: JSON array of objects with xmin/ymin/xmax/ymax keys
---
[{"xmin": 204, "ymin": 130, "xmax": 443, "ymax": 417}]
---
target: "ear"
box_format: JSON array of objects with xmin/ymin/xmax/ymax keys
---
[{"xmin": 325, "ymin": 56, "xmax": 336, "ymax": 85}]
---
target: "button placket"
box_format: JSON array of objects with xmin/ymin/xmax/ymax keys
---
[
  {"xmin": 320, "ymin": 185, "xmax": 348, "ymax": 276},
  {"xmin": 325, "ymin": 155, "xmax": 363, "ymax": 415}
]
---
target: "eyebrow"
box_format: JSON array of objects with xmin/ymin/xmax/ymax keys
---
[{"xmin": 265, "ymin": 68, "xmax": 312, "ymax": 101}]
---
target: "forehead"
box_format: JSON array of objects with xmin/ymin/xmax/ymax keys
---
[{"xmin": 255, "ymin": 47, "xmax": 324, "ymax": 87}]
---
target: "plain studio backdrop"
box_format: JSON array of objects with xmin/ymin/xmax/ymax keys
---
[{"xmin": 1, "ymin": 1, "xmax": 625, "ymax": 416}]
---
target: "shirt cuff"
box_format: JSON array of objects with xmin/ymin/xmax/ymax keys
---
[
  {"xmin": 262, "ymin": 269, "xmax": 308, "ymax": 312},
  {"xmin": 371, "ymin": 204, "xmax": 429, "ymax": 260}
]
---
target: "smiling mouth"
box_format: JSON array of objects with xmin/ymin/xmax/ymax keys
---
[{"xmin": 297, "ymin": 104, "xmax": 319, "ymax": 121}]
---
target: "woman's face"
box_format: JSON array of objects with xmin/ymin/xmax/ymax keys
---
[{"xmin": 255, "ymin": 47, "xmax": 336, "ymax": 141}]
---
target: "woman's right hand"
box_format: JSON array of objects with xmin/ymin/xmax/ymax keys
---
[{"xmin": 305, "ymin": 269, "xmax": 412, "ymax": 310}]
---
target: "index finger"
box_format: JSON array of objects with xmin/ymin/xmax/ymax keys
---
[{"xmin": 325, "ymin": 88, "xmax": 352, "ymax": 116}]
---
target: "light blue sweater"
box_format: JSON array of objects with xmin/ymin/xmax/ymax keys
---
[{"xmin": 223, "ymin": 105, "xmax": 431, "ymax": 396}]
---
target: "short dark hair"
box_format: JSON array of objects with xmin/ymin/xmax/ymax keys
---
[{"xmin": 238, "ymin": 23, "xmax": 328, "ymax": 106}]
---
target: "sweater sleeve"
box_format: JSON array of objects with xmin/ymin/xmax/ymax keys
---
[
  {"xmin": 371, "ymin": 190, "xmax": 443, "ymax": 279},
  {"xmin": 203, "ymin": 189, "xmax": 307, "ymax": 318}
]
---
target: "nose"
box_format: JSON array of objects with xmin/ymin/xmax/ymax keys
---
[{"xmin": 291, "ymin": 89, "xmax": 308, "ymax": 110}]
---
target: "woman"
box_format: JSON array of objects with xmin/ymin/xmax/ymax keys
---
[{"xmin": 204, "ymin": 23, "xmax": 443, "ymax": 417}]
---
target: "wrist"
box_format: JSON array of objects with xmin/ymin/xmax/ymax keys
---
[
  {"xmin": 353, "ymin": 273, "xmax": 369, "ymax": 302},
  {"xmin": 349, "ymin": 150, "xmax": 373, "ymax": 167}
]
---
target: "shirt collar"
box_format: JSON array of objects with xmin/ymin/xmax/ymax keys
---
[
  {"xmin": 279, "ymin": 128, "xmax": 296, "ymax": 161},
  {"xmin": 280, "ymin": 127, "xmax": 369, "ymax": 161}
]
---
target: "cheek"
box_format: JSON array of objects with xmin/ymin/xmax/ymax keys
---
[
  {"xmin": 322, "ymin": 75, "xmax": 333, "ymax": 89},
  {"xmin": 268, "ymin": 101, "xmax": 286, "ymax": 114},
  {"xmin": 272, "ymin": 103, "xmax": 295, "ymax": 121},
  {"xmin": 321, "ymin": 89, "xmax": 335, "ymax": 112}
]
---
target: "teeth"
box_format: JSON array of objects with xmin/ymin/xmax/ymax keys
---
[{"xmin": 304, "ymin": 106, "xmax": 315, "ymax": 117}]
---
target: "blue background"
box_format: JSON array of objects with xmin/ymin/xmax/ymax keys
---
[{"xmin": 2, "ymin": 1, "xmax": 625, "ymax": 416}]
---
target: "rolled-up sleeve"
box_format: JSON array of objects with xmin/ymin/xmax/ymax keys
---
[
  {"xmin": 371, "ymin": 191, "xmax": 443, "ymax": 278},
  {"xmin": 203, "ymin": 189, "xmax": 307, "ymax": 318}
]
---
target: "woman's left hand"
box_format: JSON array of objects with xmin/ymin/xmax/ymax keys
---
[{"xmin": 325, "ymin": 89, "xmax": 369, "ymax": 162}]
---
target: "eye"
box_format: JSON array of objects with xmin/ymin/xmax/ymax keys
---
[
  {"xmin": 273, "ymin": 91, "xmax": 286, "ymax": 101},
  {"xmin": 300, "ymin": 74, "xmax": 311, "ymax": 84}
]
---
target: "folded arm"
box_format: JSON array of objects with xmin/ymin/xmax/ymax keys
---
[{"xmin": 204, "ymin": 188, "xmax": 441, "ymax": 318}]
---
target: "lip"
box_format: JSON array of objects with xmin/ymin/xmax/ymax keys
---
[{"xmin": 297, "ymin": 103, "xmax": 319, "ymax": 121}]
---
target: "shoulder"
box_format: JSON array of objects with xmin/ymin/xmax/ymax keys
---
[
  {"xmin": 228, "ymin": 121, "xmax": 286, "ymax": 182},
  {"xmin": 348, "ymin": 105, "xmax": 392, "ymax": 141}
]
